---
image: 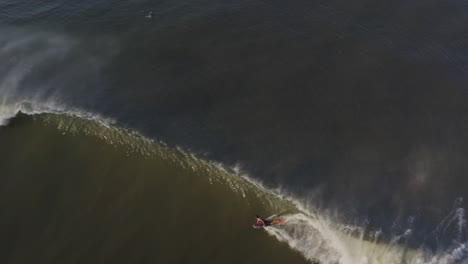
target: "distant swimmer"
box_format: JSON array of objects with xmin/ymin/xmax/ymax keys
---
[
  {"xmin": 253, "ymin": 215, "xmax": 284, "ymax": 228},
  {"xmin": 146, "ymin": 11, "xmax": 153, "ymax": 19}
]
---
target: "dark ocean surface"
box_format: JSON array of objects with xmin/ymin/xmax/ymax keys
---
[{"xmin": 1, "ymin": 0, "xmax": 468, "ymax": 263}]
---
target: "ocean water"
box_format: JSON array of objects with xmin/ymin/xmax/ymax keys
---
[{"xmin": 1, "ymin": 0, "xmax": 468, "ymax": 263}]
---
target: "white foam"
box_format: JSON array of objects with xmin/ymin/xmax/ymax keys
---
[
  {"xmin": 262, "ymin": 212, "xmax": 427, "ymax": 264},
  {"xmin": 221, "ymin": 165, "xmax": 468, "ymax": 264},
  {"xmin": 0, "ymin": 100, "xmax": 115, "ymax": 127}
]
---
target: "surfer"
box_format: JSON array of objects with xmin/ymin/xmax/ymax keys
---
[
  {"xmin": 146, "ymin": 11, "xmax": 153, "ymax": 19},
  {"xmin": 255, "ymin": 215, "xmax": 282, "ymax": 227}
]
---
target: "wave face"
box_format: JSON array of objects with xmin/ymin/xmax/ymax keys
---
[
  {"xmin": 1, "ymin": 0, "xmax": 468, "ymax": 263},
  {"xmin": 0, "ymin": 112, "xmax": 467, "ymax": 264},
  {"xmin": 0, "ymin": 113, "xmax": 310, "ymax": 264}
]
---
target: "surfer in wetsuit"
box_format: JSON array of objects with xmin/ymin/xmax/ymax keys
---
[
  {"xmin": 255, "ymin": 215, "xmax": 281, "ymax": 227},
  {"xmin": 255, "ymin": 215, "xmax": 269, "ymax": 227}
]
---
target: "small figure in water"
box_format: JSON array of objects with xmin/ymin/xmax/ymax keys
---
[
  {"xmin": 255, "ymin": 215, "xmax": 281, "ymax": 227},
  {"xmin": 146, "ymin": 11, "xmax": 153, "ymax": 19}
]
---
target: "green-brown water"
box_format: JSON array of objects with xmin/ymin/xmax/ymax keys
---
[{"xmin": 0, "ymin": 113, "xmax": 308, "ymax": 264}]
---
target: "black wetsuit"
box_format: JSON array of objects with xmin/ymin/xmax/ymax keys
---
[{"xmin": 262, "ymin": 218, "xmax": 271, "ymax": 226}]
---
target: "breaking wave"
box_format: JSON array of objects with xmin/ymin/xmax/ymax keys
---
[{"xmin": 2, "ymin": 108, "xmax": 467, "ymax": 264}]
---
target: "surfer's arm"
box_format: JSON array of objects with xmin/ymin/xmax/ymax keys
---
[{"xmin": 256, "ymin": 219, "xmax": 265, "ymax": 226}]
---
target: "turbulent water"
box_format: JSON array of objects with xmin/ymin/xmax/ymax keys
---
[{"xmin": 1, "ymin": 0, "xmax": 468, "ymax": 263}]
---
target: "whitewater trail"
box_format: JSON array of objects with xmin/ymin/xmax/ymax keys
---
[{"xmin": 263, "ymin": 206, "xmax": 468, "ymax": 264}]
